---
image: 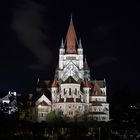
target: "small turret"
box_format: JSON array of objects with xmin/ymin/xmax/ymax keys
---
[
  {"xmin": 51, "ymin": 80, "xmax": 58, "ymax": 103},
  {"xmin": 59, "ymin": 38, "xmax": 65, "ymax": 69},
  {"xmin": 84, "ymin": 56, "xmax": 90, "ymax": 80},
  {"xmin": 59, "ymin": 38, "xmax": 65, "ymax": 54},
  {"xmin": 84, "ymin": 56, "xmax": 89, "ymax": 70},
  {"xmin": 51, "ymin": 80, "xmax": 58, "ymax": 88},
  {"xmin": 78, "ymin": 38, "xmax": 82, "ymax": 48},
  {"xmin": 103, "ymin": 78, "xmax": 106, "ymax": 86},
  {"xmin": 78, "ymin": 38, "xmax": 83, "ymax": 55},
  {"xmin": 83, "ymin": 80, "xmax": 90, "ymax": 103}
]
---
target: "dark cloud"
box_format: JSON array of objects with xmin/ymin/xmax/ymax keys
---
[
  {"xmin": 92, "ymin": 56, "xmax": 118, "ymax": 67},
  {"xmin": 11, "ymin": 0, "xmax": 52, "ymax": 67}
]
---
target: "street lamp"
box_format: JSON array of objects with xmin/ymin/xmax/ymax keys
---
[{"xmin": 99, "ymin": 127, "xmax": 101, "ymax": 140}]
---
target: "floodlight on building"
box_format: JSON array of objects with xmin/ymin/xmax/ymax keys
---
[{"xmin": 38, "ymin": 105, "xmax": 42, "ymax": 108}]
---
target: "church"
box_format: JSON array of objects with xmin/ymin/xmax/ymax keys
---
[{"xmin": 28, "ymin": 16, "xmax": 109, "ymax": 122}]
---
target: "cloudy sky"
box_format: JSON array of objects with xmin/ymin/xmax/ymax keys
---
[{"xmin": 0, "ymin": 0, "xmax": 140, "ymax": 101}]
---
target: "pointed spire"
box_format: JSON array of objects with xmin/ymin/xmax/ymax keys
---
[
  {"xmin": 65, "ymin": 14, "xmax": 77, "ymax": 54},
  {"xmin": 104, "ymin": 78, "xmax": 106, "ymax": 82},
  {"xmin": 52, "ymin": 80, "xmax": 58, "ymax": 88},
  {"xmin": 93, "ymin": 82, "xmax": 102, "ymax": 95},
  {"xmin": 78, "ymin": 38, "xmax": 82, "ymax": 48},
  {"xmin": 91, "ymin": 81, "xmax": 104, "ymax": 96},
  {"xmin": 83, "ymin": 80, "xmax": 90, "ymax": 88},
  {"xmin": 60, "ymin": 38, "xmax": 64, "ymax": 48},
  {"xmin": 84, "ymin": 56, "xmax": 89, "ymax": 70},
  {"xmin": 103, "ymin": 78, "xmax": 106, "ymax": 87}
]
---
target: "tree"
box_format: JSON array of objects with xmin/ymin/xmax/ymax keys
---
[{"xmin": 46, "ymin": 112, "xmax": 56, "ymax": 124}]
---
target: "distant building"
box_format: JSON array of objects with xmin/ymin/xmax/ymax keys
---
[
  {"xmin": 0, "ymin": 91, "xmax": 18, "ymax": 114},
  {"xmin": 28, "ymin": 16, "xmax": 109, "ymax": 122}
]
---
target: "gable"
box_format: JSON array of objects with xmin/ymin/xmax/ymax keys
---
[
  {"xmin": 35, "ymin": 94, "xmax": 51, "ymax": 106},
  {"xmin": 38, "ymin": 100, "xmax": 49, "ymax": 106},
  {"xmin": 64, "ymin": 61, "xmax": 78, "ymax": 71},
  {"xmin": 91, "ymin": 80, "xmax": 106, "ymax": 88},
  {"xmin": 63, "ymin": 76, "xmax": 78, "ymax": 84},
  {"xmin": 62, "ymin": 62, "xmax": 80, "ymax": 82}
]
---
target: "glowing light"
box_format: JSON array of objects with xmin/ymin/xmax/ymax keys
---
[{"xmin": 38, "ymin": 105, "xmax": 42, "ymax": 108}]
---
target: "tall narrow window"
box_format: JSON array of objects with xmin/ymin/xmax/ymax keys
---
[
  {"xmin": 75, "ymin": 88, "xmax": 77, "ymax": 95},
  {"xmin": 69, "ymin": 88, "xmax": 71, "ymax": 95},
  {"xmin": 41, "ymin": 113, "xmax": 43, "ymax": 117}
]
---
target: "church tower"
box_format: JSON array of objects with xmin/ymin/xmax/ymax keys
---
[{"xmin": 57, "ymin": 15, "xmax": 84, "ymax": 81}]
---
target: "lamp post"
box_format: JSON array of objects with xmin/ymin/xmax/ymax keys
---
[{"xmin": 99, "ymin": 127, "xmax": 101, "ymax": 140}]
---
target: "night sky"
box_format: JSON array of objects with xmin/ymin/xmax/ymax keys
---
[{"xmin": 0, "ymin": 0, "xmax": 140, "ymax": 101}]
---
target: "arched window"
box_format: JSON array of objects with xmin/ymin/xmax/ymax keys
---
[
  {"xmin": 64, "ymin": 88, "xmax": 66, "ymax": 94},
  {"xmin": 69, "ymin": 88, "xmax": 71, "ymax": 95},
  {"xmin": 75, "ymin": 88, "xmax": 77, "ymax": 95}
]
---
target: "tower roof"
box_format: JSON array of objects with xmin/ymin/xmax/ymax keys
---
[
  {"xmin": 91, "ymin": 82, "xmax": 105, "ymax": 96},
  {"xmin": 65, "ymin": 15, "xmax": 77, "ymax": 54},
  {"xmin": 51, "ymin": 80, "xmax": 58, "ymax": 87},
  {"xmin": 83, "ymin": 80, "xmax": 90, "ymax": 88}
]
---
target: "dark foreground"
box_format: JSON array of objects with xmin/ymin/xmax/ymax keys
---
[{"xmin": 0, "ymin": 114, "xmax": 140, "ymax": 140}]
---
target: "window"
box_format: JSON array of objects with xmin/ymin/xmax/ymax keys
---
[
  {"xmin": 75, "ymin": 89, "xmax": 77, "ymax": 95},
  {"xmin": 69, "ymin": 111, "xmax": 73, "ymax": 115},
  {"xmin": 69, "ymin": 88, "xmax": 71, "ymax": 95},
  {"xmin": 102, "ymin": 117, "xmax": 106, "ymax": 121},
  {"xmin": 95, "ymin": 117, "xmax": 98, "ymax": 120},
  {"xmin": 64, "ymin": 89, "xmax": 66, "ymax": 94},
  {"xmin": 39, "ymin": 113, "xmax": 44, "ymax": 117}
]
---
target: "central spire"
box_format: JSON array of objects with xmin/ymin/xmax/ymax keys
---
[{"xmin": 65, "ymin": 15, "xmax": 77, "ymax": 54}]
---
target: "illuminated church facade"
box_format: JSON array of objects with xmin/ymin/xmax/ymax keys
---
[{"xmin": 29, "ymin": 17, "xmax": 109, "ymax": 122}]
